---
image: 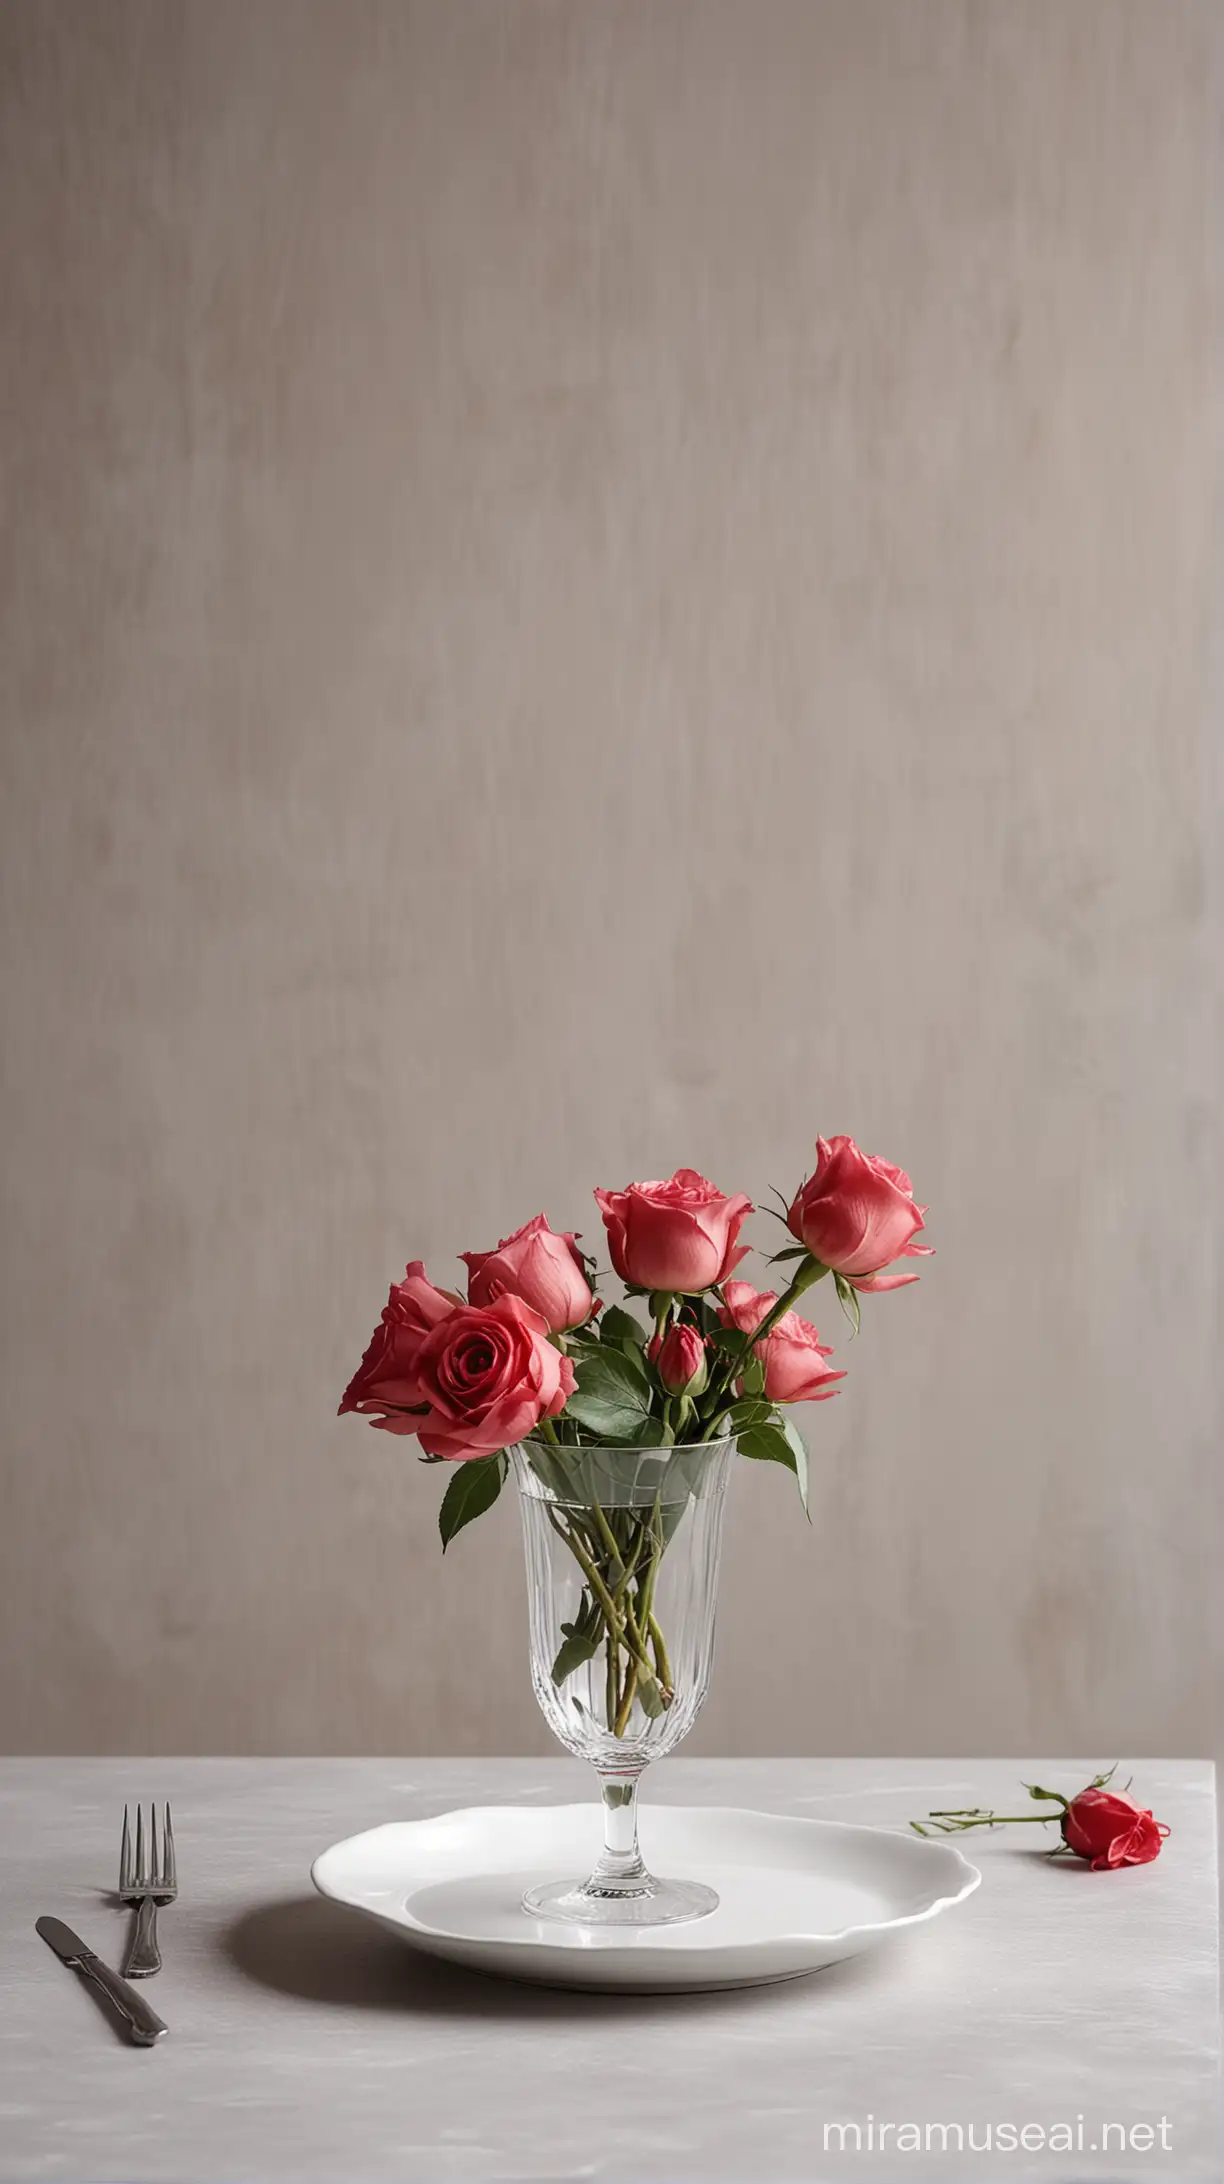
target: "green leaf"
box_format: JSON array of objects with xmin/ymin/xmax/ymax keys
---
[
  {"xmin": 656, "ymin": 1497, "xmax": 688, "ymax": 1546},
  {"xmin": 635, "ymin": 1674, "xmax": 668, "ymax": 1718},
  {"xmin": 601, "ymin": 1328, "xmax": 651, "ymax": 1386},
  {"xmin": 737, "ymin": 1420, "xmax": 808, "ymax": 1510},
  {"xmin": 599, "ymin": 1305, "xmax": 648, "ymax": 1357},
  {"xmin": 551, "ymin": 1629, "xmax": 601, "ymax": 1685},
  {"xmin": 654, "ymin": 1436, "xmax": 724, "ymax": 1542},
  {"xmin": 523, "ymin": 1444, "xmax": 580, "ymax": 1499},
  {"xmin": 565, "ymin": 1346, "xmax": 659, "ymax": 1443},
  {"xmin": 740, "ymin": 1354, "xmax": 766, "ymax": 1397},
  {"xmin": 640, "ymin": 1414, "xmax": 671, "ymax": 1446},
  {"xmin": 767, "ymin": 1245, "xmax": 810, "ymax": 1265},
  {"xmin": 558, "ymin": 1592, "xmax": 604, "ymax": 1646},
  {"xmin": 709, "ymin": 1325, "xmax": 749, "ymax": 1358},
  {"xmin": 439, "ymin": 1453, "xmax": 506, "ymax": 1551},
  {"xmin": 778, "ymin": 1412, "xmax": 810, "ymax": 1516},
  {"xmin": 833, "ymin": 1272, "xmax": 861, "ymax": 1337},
  {"xmin": 736, "ymin": 1422, "xmax": 790, "ymax": 1464},
  {"xmin": 726, "ymin": 1397, "xmax": 773, "ymax": 1430}
]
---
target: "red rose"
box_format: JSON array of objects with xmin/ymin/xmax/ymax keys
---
[
  {"xmin": 461, "ymin": 1213, "xmax": 595, "ymax": 1332},
  {"xmin": 719, "ymin": 1280, "xmax": 845, "ymax": 1404},
  {"xmin": 594, "ymin": 1169, "xmax": 752, "ymax": 1294},
  {"xmin": 338, "ymin": 1262, "xmax": 460, "ymax": 1421},
  {"xmin": 647, "ymin": 1321, "xmax": 709, "ymax": 1396},
  {"xmin": 409, "ymin": 1293, "xmax": 576, "ymax": 1461},
  {"xmin": 787, "ymin": 1135, "xmax": 932, "ymax": 1290},
  {"xmin": 1061, "ymin": 1788, "xmax": 1170, "ymax": 1871}
]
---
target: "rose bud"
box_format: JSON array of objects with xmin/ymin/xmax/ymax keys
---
[
  {"xmin": 787, "ymin": 1134, "xmax": 932, "ymax": 1291},
  {"xmin": 1061, "ymin": 1787, "xmax": 1170, "ymax": 1871},
  {"xmin": 409, "ymin": 1294, "xmax": 576, "ymax": 1461},
  {"xmin": 462, "ymin": 1213, "xmax": 595, "ymax": 1333},
  {"xmin": 647, "ymin": 1321, "xmax": 709, "ymax": 1397},
  {"xmin": 594, "ymin": 1169, "xmax": 752, "ymax": 1294},
  {"xmin": 339, "ymin": 1261, "xmax": 461, "ymax": 1423},
  {"xmin": 719, "ymin": 1280, "xmax": 845, "ymax": 1404}
]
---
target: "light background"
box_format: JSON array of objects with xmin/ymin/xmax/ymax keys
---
[{"xmin": 1, "ymin": 0, "xmax": 1220, "ymax": 1760}]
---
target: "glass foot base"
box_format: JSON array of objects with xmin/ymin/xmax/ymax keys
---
[{"xmin": 523, "ymin": 1873, "xmax": 719, "ymax": 1928}]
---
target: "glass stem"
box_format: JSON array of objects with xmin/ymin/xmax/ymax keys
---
[{"xmin": 592, "ymin": 1770, "xmax": 647, "ymax": 1892}]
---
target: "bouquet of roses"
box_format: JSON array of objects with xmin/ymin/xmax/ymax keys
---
[{"xmin": 338, "ymin": 1135, "xmax": 929, "ymax": 1738}]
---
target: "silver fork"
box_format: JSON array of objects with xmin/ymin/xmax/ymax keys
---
[{"xmin": 119, "ymin": 1803, "xmax": 176, "ymax": 1978}]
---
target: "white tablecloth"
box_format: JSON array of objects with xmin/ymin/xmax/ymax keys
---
[{"xmin": 0, "ymin": 1756, "xmax": 1216, "ymax": 2180}]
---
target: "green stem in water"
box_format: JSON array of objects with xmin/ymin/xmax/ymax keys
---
[
  {"xmin": 611, "ymin": 1524, "xmax": 646, "ymax": 1610},
  {"xmin": 547, "ymin": 1511, "xmax": 622, "ymax": 1634},
  {"xmin": 633, "ymin": 1495, "xmax": 672, "ymax": 1701},
  {"xmin": 648, "ymin": 1611, "xmax": 672, "ymax": 1691},
  {"xmin": 589, "ymin": 1498, "xmax": 627, "ymax": 1582},
  {"xmin": 620, "ymin": 1590, "xmax": 654, "ymax": 1682},
  {"xmin": 548, "ymin": 1508, "xmax": 655, "ymax": 1686},
  {"xmin": 637, "ymin": 1496, "xmax": 663, "ymax": 1617},
  {"xmin": 614, "ymin": 1658, "xmax": 639, "ymax": 1738}
]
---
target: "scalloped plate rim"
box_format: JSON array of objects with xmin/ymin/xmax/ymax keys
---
[{"xmin": 311, "ymin": 1802, "xmax": 980, "ymax": 1987}]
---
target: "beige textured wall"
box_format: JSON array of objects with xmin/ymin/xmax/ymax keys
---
[{"xmin": 1, "ymin": 0, "xmax": 1219, "ymax": 1759}]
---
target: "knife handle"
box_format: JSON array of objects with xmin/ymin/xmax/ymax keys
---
[{"xmin": 78, "ymin": 1952, "xmax": 168, "ymax": 2044}]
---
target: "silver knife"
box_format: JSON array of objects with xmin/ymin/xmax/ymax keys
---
[{"xmin": 37, "ymin": 1916, "xmax": 168, "ymax": 2044}]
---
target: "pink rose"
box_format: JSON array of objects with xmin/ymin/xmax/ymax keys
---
[
  {"xmin": 720, "ymin": 1280, "xmax": 845, "ymax": 1404},
  {"xmin": 647, "ymin": 1321, "xmax": 709, "ymax": 1396},
  {"xmin": 787, "ymin": 1135, "xmax": 932, "ymax": 1290},
  {"xmin": 409, "ymin": 1293, "xmax": 576, "ymax": 1461},
  {"xmin": 461, "ymin": 1213, "xmax": 595, "ymax": 1333},
  {"xmin": 594, "ymin": 1168, "xmax": 752, "ymax": 1294},
  {"xmin": 338, "ymin": 1261, "xmax": 461, "ymax": 1421}
]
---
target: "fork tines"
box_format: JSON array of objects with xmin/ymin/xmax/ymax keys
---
[{"xmin": 119, "ymin": 1802, "xmax": 176, "ymax": 1897}]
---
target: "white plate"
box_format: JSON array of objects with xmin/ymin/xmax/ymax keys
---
[{"xmin": 311, "ymin": 1804, "xmax": 979, "ymax": 1993}]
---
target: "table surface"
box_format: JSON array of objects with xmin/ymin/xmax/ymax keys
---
[{"xmin": 0, "ymin": 1757, "xmax": 1216, "ymax": 2183}]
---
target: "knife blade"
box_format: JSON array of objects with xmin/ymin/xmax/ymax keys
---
[{"xmin": 37, "ymin": 1916, "xmax": 168, "ymax": 2044}]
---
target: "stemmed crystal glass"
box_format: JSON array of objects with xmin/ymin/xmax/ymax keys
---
[{"xmin": 509, "ymin": 1436, "xmax": 734, "ymax": 1926}]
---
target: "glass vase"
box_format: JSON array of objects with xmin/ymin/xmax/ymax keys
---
[{"xmin": 509, "ymin": 1436, "xmax": 734, "ymax": 1927}]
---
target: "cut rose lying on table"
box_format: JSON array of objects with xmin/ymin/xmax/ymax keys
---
[
  {"xmin": 912, "ymin": 1768, "xmax": 1170, "ymax": 1869},
  {"xmin": 337, "ymin": 1134, "xmax": 931, "ymax": 1548}
]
